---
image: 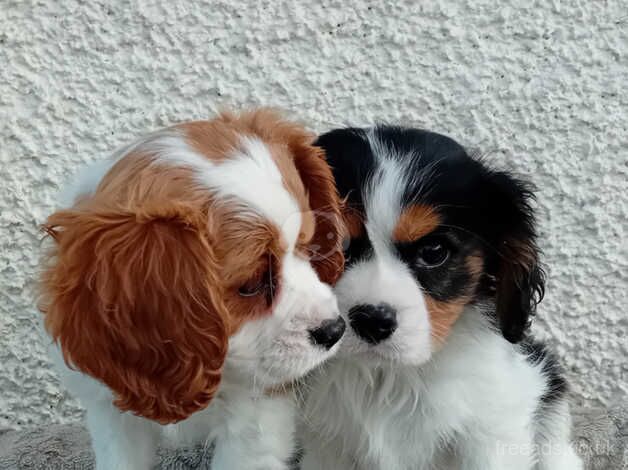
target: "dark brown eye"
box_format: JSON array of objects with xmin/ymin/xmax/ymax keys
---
[
  {"xmin": 417, "ymin": 239, "xmax": 449, "ymax": 268},
  {"xmin": 238, "ymin": 276, "xmax": 266, "ymax": 297}
]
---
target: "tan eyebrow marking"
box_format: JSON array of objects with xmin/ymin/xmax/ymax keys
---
[{"xmin": 392, "ymin": 204, "xmax": 441, "ymax": 243}]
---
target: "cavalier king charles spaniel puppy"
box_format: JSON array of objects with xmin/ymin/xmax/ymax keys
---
[
  {"xmin": 39, "ymin": 110, "xmax": 346, "ymax": 470},
  {"xmin": 299, "ymin": 126, "xmax": 582, "ymax": 470}
]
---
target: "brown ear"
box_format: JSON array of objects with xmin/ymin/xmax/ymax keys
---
[
  {"xmin": 40, "ymin": 201, "xmax": 227, "ymax": 423},
  {"xmin": 290, "ymin": 138, "xmax": 345, "ymax": 286}
]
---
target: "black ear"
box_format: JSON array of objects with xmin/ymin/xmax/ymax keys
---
[{"xmin": 484, "ymin": 172, "xmax": 546, "ymax": 343}]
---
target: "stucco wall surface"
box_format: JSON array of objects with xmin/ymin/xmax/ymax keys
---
[{"xmin": 1, "ymin": 0, "xmax": 626, "ymax": 429}]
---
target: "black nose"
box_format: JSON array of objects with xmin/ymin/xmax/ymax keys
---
[
  {"xmin": 309, "ymin": 316, "xmax": 346, "ymax": 350},
  {"xmin": 348, "ymin": 303, "xmax": 397, "ymax": 344}
]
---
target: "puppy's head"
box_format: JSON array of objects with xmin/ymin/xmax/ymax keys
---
[
  {"xmin": 316, "ymin": 126, "xmax": 544, "ymax": 365},
  {"xmin": 40, "ymin": 110, "xmax": 345, "ymax": 423}
]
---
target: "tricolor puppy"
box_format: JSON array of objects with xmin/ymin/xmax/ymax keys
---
[
  {"xmin": 39, "ymin": 110, "xmax": 346, "ymax": 470},
  {"xmin": 300, "ymin": 126, "xmax": 582, "ymax": 470}
]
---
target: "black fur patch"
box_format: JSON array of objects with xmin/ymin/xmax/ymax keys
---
[
  {"xmin": 344, "ymin": 234, "xmax": 374, "ymax": 267},
  {"xmin": 314, "ymin": 128, "xmax": 374, "ymax": 213}
]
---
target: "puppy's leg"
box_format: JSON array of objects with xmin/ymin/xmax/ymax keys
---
[
  {"xmin": 300, "ymin": 446, "xmax": 355, "ymax": 470},
  {"xmin": 457, "ymin": 428, "xmax": 536, "ymax": 470},
  {"xmin": 536, "ymin": 445, "xmax": 582, "ymax": 470},
  {"xmin": 48, "ymin": 344, "xmax": 159, "ymax": 470},
  {"xmin": 85, "ymin": 399, "xmax": 159, "ymax": 470},
  {"xmin": 300, "ymin": 435, "xmax": 356, "ymax": 470},
  {"xmin": 212, "ymin": 395, "xmax": 296, "ymax": 470},
  {"xmin": 534, "ymin": 400, "xmax": 583, "ymax": 470},
  {"xmin": 212, "ymin": 438, "xmax": 290, "ymax": 470}
]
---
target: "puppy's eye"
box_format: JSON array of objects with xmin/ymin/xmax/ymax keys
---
[
  {"xmin": 417, "ymin": 239, "xmax": 450, "ymax": 268},
  {"xmin": 238, "ymin": 277, "xmax": 266, "ymax": 297}
]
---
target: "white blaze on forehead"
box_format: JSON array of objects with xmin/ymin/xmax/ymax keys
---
[
  {"xmin": 149, "ymin": 131, "xmax": 302, "ymax": 249},
  {"xmin": 364, "ymin": 131, "xmax": 407, "ymax": 263},
  {"xmin": 204, "ymin": 136, "xmax": 302, "ymax": 249}
]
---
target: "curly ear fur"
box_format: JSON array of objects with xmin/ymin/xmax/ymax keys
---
[
  {"xmin": 40, "ymin": 201, "xmax": 228, "ymax": 423},
  {"xmin": 486, "ymin": 172, "xmax": 546, "ymax": 343},
  {"xmin": 495, "ymin": 252, "xmax": 545, "ymax": 343}
]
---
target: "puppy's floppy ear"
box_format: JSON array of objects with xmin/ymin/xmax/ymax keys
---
[
  {"xmin": 484, "ymin": 172, "xmax": 546, "ymax": 343},
  {"xmin": 289, "ymin": 136, "xmax": 345, "ymax": 286},
  {"xmin": 40, "ymin": 200, "xmax": 227, "ymax": 423}
]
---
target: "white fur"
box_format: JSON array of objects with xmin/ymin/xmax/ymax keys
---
[
  {"xmin": 44, "ymin": 129, "xmax": 341, "ymax": 470},
  {"xmin": 300, "ymin": 311, "xmax": 582, "ymax": 470}
]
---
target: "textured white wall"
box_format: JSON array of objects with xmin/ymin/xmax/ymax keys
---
[{"xmin": 1, "ymin": 0, "xmax": 626, "ymax": 429}]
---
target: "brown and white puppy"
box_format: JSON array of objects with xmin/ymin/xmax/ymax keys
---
[{"xmin": 39, "ymin": 110, "xmax": 346, "ymax": 470}]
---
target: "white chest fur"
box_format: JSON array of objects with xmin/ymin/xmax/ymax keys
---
[{"xmin": 300, "ymin": 311, "xmax": 580, "ymax": 470}]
